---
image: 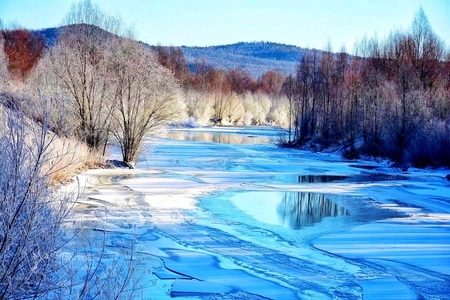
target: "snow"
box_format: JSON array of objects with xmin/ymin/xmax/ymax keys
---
[{"xmin": 65, "ymin": 126, "xmax": 450, "ymax": 299}]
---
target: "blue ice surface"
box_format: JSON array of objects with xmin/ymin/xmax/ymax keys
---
[{"xmin": 116, "ymin": 127, "xmax": 450, "ymax": 299}]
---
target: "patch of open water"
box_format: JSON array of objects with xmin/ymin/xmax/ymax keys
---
[
  {"xmin": 227, "ymin": 191, "xmax": 349, "ymax": 229},
  {"xmin": 152, "ymin": 129, "xmax": 408, "ymax": 241},
  {"xmin": 196, "ymin": 188, "xmax": 406, "ymax": 250},
  {"xmin": 275, "ymin": 173, "xmax": 408, "ymax": 184},
  {"xmin": 157, "ymin": 127, "xmax": 279, "ymax": 144}
]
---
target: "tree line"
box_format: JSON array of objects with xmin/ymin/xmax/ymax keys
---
[
  {"xmin": 282, "ymin": 8, "xmax": 449, "ymax": 167},
  {"xmin": 152, "ymin": 9, "xmax": 449, "ymax": 167},
  {"xmin": 1, "ymin": 6, "xmax": 449, "ymax": 168}
]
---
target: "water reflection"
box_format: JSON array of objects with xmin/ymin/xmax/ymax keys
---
[
  {"xmin": 279, "ymin": 173, "xmax": 408, "ymax": 184},
  {"xmin": 277, "ymin": 192, "xmax": 349, "ymax": 229},
  {"xmin": 160, "ymin": 131, "xmax": 272, "ymax": 144},
  {"xmin": 227, "ymin": 191, "xmax": 348, "ymax": 230},
  {"xmin": 298, "ymin": 175, "xmax": 349, "ymax": 183},
  {"xmin": 350, "ymin": 164, "xmax": 378, "ymax": 170}
]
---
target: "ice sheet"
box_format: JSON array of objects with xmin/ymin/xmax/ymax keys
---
[{"xmin": 64, "ymin": 127, "xmax": 450, "ymax": 299}]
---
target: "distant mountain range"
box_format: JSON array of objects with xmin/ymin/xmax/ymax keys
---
[
  {"xmin": 34, "ymin": 25, "xmax": 315, "ymax": 78},
  {"xmin": 180, "ymin": 42, "xmax": 308, "ymax": 78}
]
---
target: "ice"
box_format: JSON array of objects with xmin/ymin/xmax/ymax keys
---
[
  {"xmin": 357, "ymin": 276, "xmax": 417, "ymax": 300},
  {"xmin": 65, "ymin": 127, "xmax": 450, "ymax": 299}
]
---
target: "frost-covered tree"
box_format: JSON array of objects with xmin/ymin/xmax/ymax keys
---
[
  {"xmin": 45, "ymin": 29, "xmax": 113, "ymax": 149},
  {"xmin": 107, "ymin": 38, "xmax": 181, "ymax": 164},
  {"xmin": 0, "ymin": 34, "xmax": 9, "ymax": 91},
  {"xmin": 184, "ymin": 89, "xmax": 214, "ymax": 125},
  {"xmin": 24, "ymin": 55, "xmax": 75, "ymax": 138},
  {"xmin": 269, "ymin": 96, "xmax": 290, "ymax": 128},
  {"xmin": 0, "ymin": 106, "xmax": 137, "ymax": 298},
  {"xmin": 45, "ymin": 0, "xmax": 128, "ymax": 150},
  {"xmin": 221, "ymin": 93, "xmax": 244, "ymax": 125},
  {"xmin": 0, "ymin": 109, "xmax": 73, "ymax": 299}
]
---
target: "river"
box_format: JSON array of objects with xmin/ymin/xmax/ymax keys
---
[{"xmin": 66, "ymin": 126, "xmax": 450, "ymax": 299}]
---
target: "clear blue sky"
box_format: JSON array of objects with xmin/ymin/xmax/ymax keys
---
[{"xmin": 0, "ymin": 0, "xmax": 449, "ymax": 52}]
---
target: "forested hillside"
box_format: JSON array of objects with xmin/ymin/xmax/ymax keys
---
[
  {"xmin": 181, "ymin": 42, "xmax": 308, "ymax": 78},
  {"xmin": 35, "ymin": 28, "xmax": 308, "ymax": 78}
]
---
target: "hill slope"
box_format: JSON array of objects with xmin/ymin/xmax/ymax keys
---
[
  {"xmin": 181, "ymin": 42, "xmax": 307, "ymax": 78},
  {"xmin": 34, "ymin": 25, "xmax": 310, "ymax": 78},
  {"xmin": 33, "ymin": 27, "xmax": 59, "ymax": 47}
]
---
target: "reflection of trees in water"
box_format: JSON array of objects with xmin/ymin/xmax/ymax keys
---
[
  {"xmin": 277, "ymin": 192, "xmax": 348, "ymax": 229},
  {"xmin": 298, "ymin": 175, "xmax": 349, "ymax": 183},
  {"xmin": 165, "ymin": 131, "xmax": 270, "ymax": 144}
]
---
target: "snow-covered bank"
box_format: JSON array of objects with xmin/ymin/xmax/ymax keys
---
[{"xmin": 66, "ymin": 127, "xmax": 450, "ymax": 299}]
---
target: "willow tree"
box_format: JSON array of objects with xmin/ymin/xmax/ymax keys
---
[{"xmin": 107, "ymin": 39, "xmax": 181, "ymax": 165}]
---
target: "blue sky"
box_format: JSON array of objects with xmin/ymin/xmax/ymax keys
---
[{"xmin": 0, "ymin": 0, "xmax": 449, "ymax": 52}]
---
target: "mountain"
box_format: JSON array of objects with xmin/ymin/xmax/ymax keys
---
[
  {"xmin": 34, "ymin": 24, "xmax": 120, "ymax": 48},
  {"xmin": 33, "ymin": 25, "xmax": 311, "ymax": 78},
  {"xmin": 181, "ymin": 42, "xmax": 307, "ymax": 78},
  {"xmin": 33, "ymin": 27, "xmax": 60, "ymax": 47}
]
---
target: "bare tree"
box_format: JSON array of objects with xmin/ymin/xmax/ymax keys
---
[
  {"xmin": 45, "ymin": 31, "xmax": 112, "ymax": 149},
  {"xmin": 0, "ymin": 108, "xmax": 74, "ymax": 299},
  {"xmin": 334, "ymin": 47, "xmax": 349, "ymax": 141},
  {"xmin": 20, "ymin": 62, "xmax": 140, "ymax": 300},
  {"xmin": 295, "ymin": 50, "xmax": 321, "ymax": 142},
  {"xmin": 25, "ymin": 56, "xmax": 76, "ymax": 138},
  {"xmin": 318, "ymin": 42, "xmax": 335, "ymax": 143},
  {"xmin": 1, "ymin": 29, "xmax": 45, "ymax": 80},
  {"xmin": 107, "ymin": 38, "xmax": 181, "ymax": 165},
  {"xmin": 358, "ymin": 36, "xmax": 388, "ymax": 156},
  {"xmin": 273, "ymin": 8, "xmax": 448, "ymax": 166},
  {"xmin": 344, "ymin": 56, "xmax": 363, "ymax": 151},
  {"xmin": 45, "ymin": 0, "xmax": 130, "ymax": 150},
  {"xmin": 282, "ymin": 75, "xmax": 297, "ymax": 143},
  {"xmin": 411, "ymin": 8, "xmax": 445, "ymax": 100},
  {"xmin": 0, "ymin": 34, "xmax": 9, "ymax": 91},
  {"xmin": 258, "ymin": 70, "xmax": 285, "ymax": 97},
  {"xmin": 63, "ymin": 0, "xmax": 124, "ymax": 36},
  {"xmin": 153, "ymin": 45, "xmax": 191, "ymax": 89}
]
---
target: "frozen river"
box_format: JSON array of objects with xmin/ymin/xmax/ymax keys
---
[{"xmin": 70, "ymin": 127, "xmax": 450, "ymax": 299}]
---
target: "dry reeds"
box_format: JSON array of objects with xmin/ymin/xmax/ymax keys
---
[
  {"xmin": 43, "ymin": 134, "xmax": 105, "ymax": 184},
  {"xmin": 0, "ymin": 105, "xmax": 105, "ymax": 185}
]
